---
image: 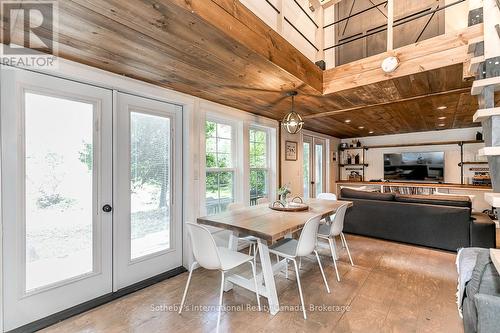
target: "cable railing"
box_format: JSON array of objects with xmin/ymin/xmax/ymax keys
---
[{"xmin": 324, "ymin": 0, "xmax": 469, "ymax": 66}]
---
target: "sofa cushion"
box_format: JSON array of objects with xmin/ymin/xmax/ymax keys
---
[
  {"xmin": 395, "ymin": 194, "xmax": 471, "ymax": 208},
  {"xmin": 340, "ymin": 188, "xmax": 395, "ymax": 201}
]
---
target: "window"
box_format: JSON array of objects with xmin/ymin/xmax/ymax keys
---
[
  {"xmin": 249, "ymin": 128, "xmax": 268, "ymax": 205},
  {"xmin": 205, "ymin": 121, "xmax": 234, "ymax": 214}
]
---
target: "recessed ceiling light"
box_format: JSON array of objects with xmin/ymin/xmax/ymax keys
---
[
  {"xmin": 369, "ymin": 130, "xmax": 374, "ymax": 134},
  {"xmin": 438, "ymin": 116, "xmax": 446, "ymax": 120},
  {"xmin": 345, "ymin": 119, "xmax": 351, "ymax": 123},
  {"xmin": 438, "ymin": 123, "xmax": 446, "ymax": 127},
  {"xmin": 358, "ymin": 126, "xmax": 364, "ymax": 129},
  {"xmin": 437, "ymin": 106, "xmax": 447, "ymax": 110}
]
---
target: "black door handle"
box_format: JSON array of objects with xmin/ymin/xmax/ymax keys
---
[{"xmin": 102, "ymin": 204, "xmax": 112, "ymax": 212}]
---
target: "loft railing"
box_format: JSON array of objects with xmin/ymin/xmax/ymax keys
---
[{"xmin": 323, "ymin": 0, "xmax": 469, "ymax": 67}]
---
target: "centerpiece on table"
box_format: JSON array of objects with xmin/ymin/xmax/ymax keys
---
[{"xmin": 270, "ymin": 184, "xmax": 308, "ymax": 211}]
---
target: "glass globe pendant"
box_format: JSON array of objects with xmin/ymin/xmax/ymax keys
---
[{"xmin": 282, "ymin": 91, "xmax": 304, "ymax": 134}]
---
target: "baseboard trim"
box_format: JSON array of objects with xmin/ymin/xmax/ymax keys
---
[{"xmin": 7, "ymin": 266, "xmax": 187, "ymax": 333}]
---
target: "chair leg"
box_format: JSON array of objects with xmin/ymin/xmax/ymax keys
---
[
  {"xmin": 179, "ymin": 262, "xmax": 197, "ymax": 314},
  {"xmin": 253, "ymin": 243, "xmax": 259, "ymax": 265},
  {"xmin": 248, "ymin": 243, "xmax": 252, "ymax": 255},
  {"xmin": 314, "ymin": 250, "xmax": 330, "ymax": 294},
  {"xmin": 292, "ymin": 259, "xmax": 307, "ymax": 320},
  {"xmin": 328, "ymin": 238, "xmax": 340, "ymax": 282},
  {"xmin": 217, "ymin": 271, "xmax": 225, "ymax": 332},
  {"xmin": 340, "ymin": 234, "xmax": 346, "ymax": 248},
  {"xmin": 298, "ymin": 257, "xmax": 302, "ymax": 270},
  {"xmin": 341, "ymin": 233, "xmax": 354, "ymax": 266},
  {"xmin": 276, "ymin": 254, "xmax": 280, "ymax": 263},
  {"xmin": 285, "ymin": 259, "xmax": 289, "ymax": 279},
  {"xmin": 249, "ymin": 261, "xmax": 261, "ymax": 311}
]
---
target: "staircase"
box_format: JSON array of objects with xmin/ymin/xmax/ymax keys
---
[{"xmin": 468, "ymin": 0, "xmax": 500, "ymax": 208}]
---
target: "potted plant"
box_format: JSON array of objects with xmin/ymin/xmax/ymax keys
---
[{"xmin": 278, "ymin": 184, "xmax": 291, "ymax": 205}]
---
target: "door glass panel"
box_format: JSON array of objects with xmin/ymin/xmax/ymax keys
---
[
  {"xmin": 303, "ymin": 142, "xmax": 310, "ymax": 198},
  {"xmin": 315, "ymin": 144, "xmax": 323, "ymax": 197},
  {"xmin": 130, "ymin": 112, "xmax": 171, "ymax": 260},
  {"xmin": 25, "ymin": 92, "xmax": 94, "ymax": 291}
]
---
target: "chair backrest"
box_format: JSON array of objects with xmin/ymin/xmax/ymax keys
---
[
  {"xmin": 186, "ymin": 222, "xmax": 221, "ymax": 270},
  {"xmin": 295, "ymin": 215, "xmax": 322, "ymax": 257},
  {"xmin": 329, "ymin": 203, "xmax": 350, "ymax": 237},
  {"xmin": 256, "ymin": 197, "xmax": 269, "ymax": 205},
  {"xmin": 227, "ymin": 202, "xmax": 244, "ymax": 211},
  {"xmin": 317, "ymin": 192, "xmax": 337, "ymax": 201}
]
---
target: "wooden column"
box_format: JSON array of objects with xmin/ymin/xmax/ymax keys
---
[{"xmin": 387, "ymin": 0, "xmax": 394, "ymax": 51}]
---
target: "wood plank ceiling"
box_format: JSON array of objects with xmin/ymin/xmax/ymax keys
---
[{"xmin": 1, "ymin": 0, "xmax": 495, "ymax": 138}]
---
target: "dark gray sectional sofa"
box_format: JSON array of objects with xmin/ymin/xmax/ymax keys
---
[{"xmin": 340, "ymin": 188, "xmax": 496, "ymax": 251}]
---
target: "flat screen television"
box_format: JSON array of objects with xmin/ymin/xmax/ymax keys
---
[{"xmin": 383, "ymin": 152, "xmax": 444, "ymax": 182}]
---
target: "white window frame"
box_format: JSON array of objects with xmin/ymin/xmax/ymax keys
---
[
  {"xmin": 248, "ymin": 126, "xmax": 271, "ymax": 205},
  {"xmin": 202, "ymin": 117, "xmax": 238, "ymax": 215}
]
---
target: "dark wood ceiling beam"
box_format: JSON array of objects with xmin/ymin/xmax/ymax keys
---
[{"xmin": 303, "ymin": 87, "xmax": 471, "ymax": 119}]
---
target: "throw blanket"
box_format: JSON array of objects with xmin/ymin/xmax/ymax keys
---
[{"xmin": 456, "ymin": 247, "xmax": 484, "ymax": 317}]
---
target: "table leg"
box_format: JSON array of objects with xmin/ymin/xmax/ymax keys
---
[{"xmin": 258, "ymin": 239, "xmax": 280, "ymax": 315}]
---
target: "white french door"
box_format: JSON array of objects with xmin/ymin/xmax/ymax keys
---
[
  {"xmin": 114, "ymin": 92, "xmax": 182, "ymax": 289},
  {"xmin": 1, "ymin": 70, "xmax": 184, "ymax": 330},
  {"xmin": 303, "ymin": 135, "xmax": 326, "ymax": 198},
  {"xmin": 1, "ymin": 69, "xmax": 113, "ymax": 330}
]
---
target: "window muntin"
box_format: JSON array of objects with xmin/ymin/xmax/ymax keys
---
[{"xmin": 205, "ymin": 121, "xmax": 235, "ymax": 214}]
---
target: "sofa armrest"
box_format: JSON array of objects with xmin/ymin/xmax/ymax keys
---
[
  {"xmin": 470, "ymin": 213, "xmax": 496, "ymax": 248},
  {"xmin": 475, "ymin": 294, "xmax": 500, "ymax": 333}
]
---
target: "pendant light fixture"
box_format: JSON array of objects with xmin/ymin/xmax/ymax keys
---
[{"xmin": 282, "ymin": 91, "xmax": 304, "ymax": 134}]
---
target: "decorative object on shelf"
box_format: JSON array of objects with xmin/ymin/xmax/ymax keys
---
[
  {"xmin": 281, "ymin": 91, "xmax": 304, "ymax": 134},
  {"xmin": 356, "ymin": 140, "xmax": 362, "ymax": 147},
  {"xmin": 348, "ymin": 171, "xmax": 362, "ymax": 182},
  {"xmin": 277, "ymin": 184, "xmax": 291, "ymax": 204},
  {"xmin": 284, "ymin": 141, "xmax": 298, "ymax": 161},
  {"xmin": 471, "ymin": 168, "xmax": 492, "ymax": 186},
  {"xmin": 340, "ymin": 142, "xmax": 348, "ymax": 149},
  {"xmin": 476, "ymin": 131, "xmax": 483, "ymax": 141},
  {"xmin": 354, "ymin": 153, "xmax": 360, "ymax": 164},
  {"xmin": 346, "ymin": 153, "xmax": 352, "ymax": 165},
  {"xmin": 381, "ymin": 56, "xmax": 400, "ymax": 73}
]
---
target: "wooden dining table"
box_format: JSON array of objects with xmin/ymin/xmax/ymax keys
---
[{"xmin": 197, "ymin": 198, "xmax": 353, "ymax": 315}]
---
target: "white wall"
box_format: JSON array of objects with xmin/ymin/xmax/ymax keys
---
[
  {"xmin": 280, "ymin": 129, "xmax": 339, "ymax": 197},
  {"xmin": 342, "ymin": 128, "xmax": 480, "ymax": 182},
  {"xmin": 341, "ymin": 127, "xmax": 493, "ymax": 212}
]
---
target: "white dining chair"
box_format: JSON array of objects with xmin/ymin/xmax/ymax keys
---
[
  {"xmin": 256, "ymin": 197, "xmax": 269, "ymax": 205},
  {"xmin": 179, "ymin": 223, "xmax": 261, "ymax": 331},
  {"xmin": 317, "ymin": 202, "xmax": 354, "ymax": 282},
  {"xmin": 227, "ymin": 202, "xmax": 259, "ymax": 263},
  {"xmin": 268, "ymin": 215, "xmax": 330, "ymax": 319}
]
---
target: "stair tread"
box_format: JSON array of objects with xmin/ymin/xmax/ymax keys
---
[
  {"xmin": 479, "ymin": 147, "xmax": 500, "ymax": 156},
  {"xmin": 473, "ymin": 107, "xmax": 500, "ymax": 122},
  {"xmin": 471, "ymin": 77, "xmax": 500, "ymax": 95},
  {"xmin": 485, "ymin": 193, "xmax": 500, "ymax": 207}
]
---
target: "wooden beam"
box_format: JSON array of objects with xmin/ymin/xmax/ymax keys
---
[
  {"xmin": 168, "ymin": 0, "xmax": 323, "ymax": 93},
  {"xmin": 303, "ymin": 87, "xmax": 471, "ymax": 119},
  {"xmin": 323, "ymin": 24, "xmax": 483, "ymax": 94}
]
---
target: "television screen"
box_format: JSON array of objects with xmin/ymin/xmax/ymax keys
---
[{"xmin": 384, "ymin": 152, "xmax": 444, "ymax": 182}]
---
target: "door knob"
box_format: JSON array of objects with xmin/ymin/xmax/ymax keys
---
[{"xmin": 102, "ymin": 204, "xmax": 112, "ymax": 212}]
